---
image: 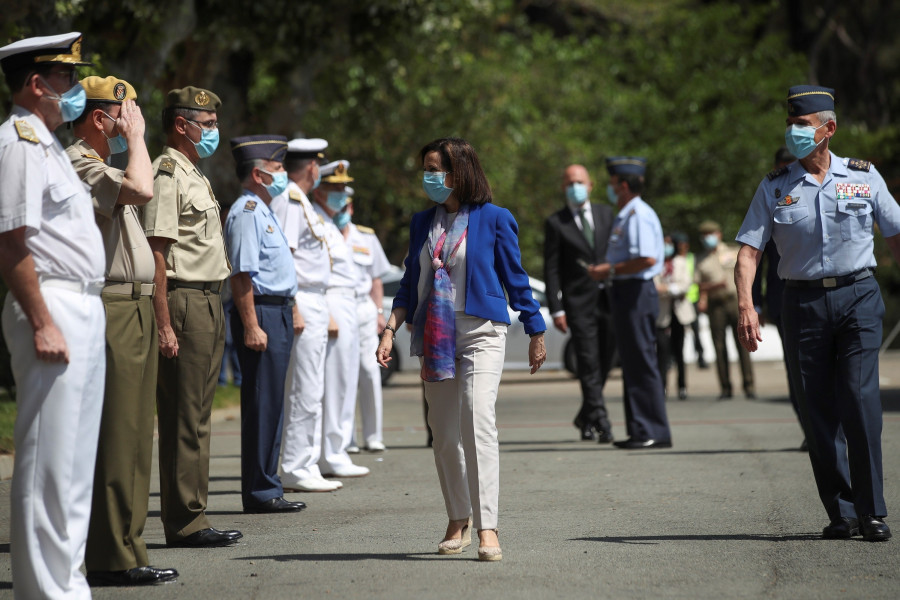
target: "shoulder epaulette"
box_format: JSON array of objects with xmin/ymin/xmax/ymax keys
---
[
  {"xmin": 157, "ymin": 156, "xmax": 176, "ymax": 175},
  {"xmin": 14, "ymin": 120, "xmax": 39, "ymax": 144},
  {"xmin": 80, "ymin": 152, "xmax": 104, "ymax": 162},
  {"xmin": 243, "ymin": 199, "xmax": 257, "ymax": 212},
  {"xmin": 847, "ymin": 158, "xmax": 872, "ymax": 172},
  {"xmin": 766, "ymin": 166, "xmax": 788, "ymax": 181},
  {"xmin": 288, "ymin": 189, "xmax": 303, "ymax": 202},
  {"xmin": 356, "ymin": 225, "xmax": 375, "ymax": 234}
]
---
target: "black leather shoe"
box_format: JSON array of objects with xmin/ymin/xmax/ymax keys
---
[
  {"xmin": 573, "ymin": 418, "xmax": 596, "ymax": 441},
  {"xmin": 860, "ymin": 516, "xmax": 892, "ymax": 541},
  {"xmin": 717, "ymin": 391, "xmax": 733, "ymax": 401},
  {"xmin": 87, "ymin": 566, "xmax": 179, "ymax": 587},
  {"xmin": 678, "ymin": 387, "xmax": 687, "ymax": 400},
  {"xmin": 596, "ymin": 429, "xmax": 614, "ymax": 444},
  {"xmin": 822, "ymin": 517, "xmax": 859, "ymax": 539},
  {"xmin": 168, "ymin": 527, "xmax": 243, "ymax": 548},
  {"xmin": 244, "ymin": 496, "xmax": 307, "ymax": 514},
  {"xmin": 612, "ymin": 438, "xmax": 672, "ymax": 449}
]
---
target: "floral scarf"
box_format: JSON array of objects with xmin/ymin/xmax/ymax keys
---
[{"xmin": 411, "ymin": 205, "xmax": 470, "ymax": 381}]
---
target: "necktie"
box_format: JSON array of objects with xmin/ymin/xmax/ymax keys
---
[{"xmin": 579, "ymin": 209, "xmax": 594, "ymax": 249}]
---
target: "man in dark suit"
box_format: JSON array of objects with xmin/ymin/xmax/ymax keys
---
[{"xmin": 544, "ymin": 164, "xmax": 615, "ymax": 442}]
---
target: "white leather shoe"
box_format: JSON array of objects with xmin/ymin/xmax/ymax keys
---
[
  {"xmin": 346, "ymin": 444, "xmax": 361, "ymax": 454},
  {"xmin": 284, "ymin": 477, "xmax": 340, "ymax": 492},
  {"xmin": 322, "ymin": 464, "xmax": 370, "ymax": 478},
  {"xmin": 365, "ymin": 440, "xmax": 386, "ymax": 452}
]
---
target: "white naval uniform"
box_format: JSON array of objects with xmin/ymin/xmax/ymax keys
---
[
  {"xmin": 0, "ymin": 106, "xmax": 106, "ymax": 600},
  {"xmin": 347, "ymin": 222, "xmax": 390, "ymax": 447},
  {"xmin": 270, "ymin": 183, "xmax": 332, "ymax": 483},
  {"xmin": 314, "ymin": 203, "xmax": 361, "ymax": 472}
]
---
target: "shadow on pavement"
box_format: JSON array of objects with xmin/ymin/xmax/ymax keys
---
[
  {"xmin": 234, "ymin": 552, "xmax": 437, "ymax": 562},
  {"xmin": 501, "ymin": 447, "xmax": 804, "ymax": 455},
  {"xmin": 572, "ymin": 532, "xmax": 822, "ymax": 544}
]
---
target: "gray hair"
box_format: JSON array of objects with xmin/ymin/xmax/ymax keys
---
[
  {"xmin": 816, "ymin": 110, "xmax": 837, "ymax": 126},
  {"xmin": 237, "ymin": 159, "xmax": 266, "ymax": 182}
]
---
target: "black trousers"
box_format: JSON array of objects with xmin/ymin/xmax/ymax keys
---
[{"xmin": 570, "ymin": 295, "xmax": 615, "ymax": 430}]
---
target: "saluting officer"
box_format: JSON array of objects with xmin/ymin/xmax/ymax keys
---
[
  {"xmin": 269, "ymin": 138, "xmax": 344, "ymax": 492},
  {"xmin": 141, "ymin": 87, "xmax": 242, "ymax": 547},
  {"xmin": 735, "ymin": 86, "xmax": 900, "ymax": 542},
  {"xmin": 593, "ymin": 157, "xmax": 672, "ymax": 449},
  {"xmin": 66, "ymin": 75, "xmax": 178, "ymax": 586},
  {"xmin": 226, "ymin": 135, "xmax": 306, "ymax": 513},
  {"xmin": 0, "ymin": 32, "xmax": 107, "ymax": 599},
  {"xmin": 344, "ymin": 190, "xmax": 391, "ymax": 453},
  {"xmin": 312, "ymin": 160, "xmax": 370, "ymax": 478}
]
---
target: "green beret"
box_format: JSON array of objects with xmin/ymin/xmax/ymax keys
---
[
  {"xmin": 165, "ymin": 86, "xmax": 221, "ymax": 112},
  {"xmin": 698, "ymin": 220, "xmax": 721, "ymax": 234}
]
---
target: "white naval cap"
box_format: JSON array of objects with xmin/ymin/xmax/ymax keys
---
[
  {"xmin": 286, "ymin": 137, "xmax": 328, "ymax": 159},
  {"xmin": 0, "ymin": 32, "xmax": 92, "ymax": 76},
  {"xmin": 320, "ymin": 159, "xmax": 353, "ymax": 183}
]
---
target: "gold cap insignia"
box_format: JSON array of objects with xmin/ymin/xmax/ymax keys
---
[
  {"xmin": 113, "ymin": 82, "xmax": 126, "ymax": 101},
  {"xmin": 195, "ymin": 91, "xmax": 210, "ymax": 106}
]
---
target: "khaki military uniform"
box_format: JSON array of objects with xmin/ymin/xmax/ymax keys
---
[
  {"xmin": 66, "ymin": 138, "xmax": 158, "ymax": 572},
  {"xmin": 141, "ymin": 145, "xmax": 230, "ymax": 542},
  {"xmin": 695, "ymin": 243, "xmax": 754, "ymax": 396}
]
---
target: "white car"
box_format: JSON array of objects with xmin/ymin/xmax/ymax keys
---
[{"xmin": 380, "ymin": 266, "xmax": 569, "ymax": 384}]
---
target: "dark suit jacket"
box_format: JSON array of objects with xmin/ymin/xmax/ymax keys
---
[{"xmin": 543, "ymin": 202, "xmax": 614, "ymax": 316}]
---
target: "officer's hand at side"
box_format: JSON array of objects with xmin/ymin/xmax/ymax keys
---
[
  {"xmin": 158, "ymin": 324, "xmax": 179, "ymax": 358},
  {"xmin": 328, "ymin": 316, "xmax": 339, "ymax": 338},
  {"xmin": 293, "ymin": 305, "xmax": 304, "ymax": 336},
  {"xmin": 34, "ymin": 322, "xmax": 69, "ymax": 363},
  {"xmin": 553, "ymin": 314, "xmax": 568, "ymax": 333},
  {"xmin": 737, "ymin": 307, "xmax": 762, "ymax": 352},
  {"xmin": 245, "ymin": 325, "xmax": 268, "ymax": 352}
]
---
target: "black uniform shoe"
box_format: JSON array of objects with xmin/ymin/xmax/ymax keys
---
[
  {"xmin": 678, "ymin": 387, "xmax": 687, "ymax": 400},
  {"xmin": 717, "ymin": 391, "xmax": 733, "ymax": 401},
  {"xmin": 168, "ymin": 527, "xmax": 243, "ymax": 548},
  {"xmin": 822, "ymin": 517, "xmax": 859, "ymax": 539},
  {"xmin": 244, "ymin": 496, "xmax": 307, "ymax": 514},
  {"xmin": 860, "ymin": 516, "xmax": 892, "ymax": 542},
  {"xmin": 87, "ymin": 566, "xmax": 179, "ymax": 586},
  {"xmin": 612, "ymin": 438, "xmax": 672, "ymax": 449},
  {"xmin": 596, "ymin": 429, "xmax": 614, "ymax": 444},
  {"xmin": 573, "ymin": 418, "xmax": 596, "ymax": 441}
]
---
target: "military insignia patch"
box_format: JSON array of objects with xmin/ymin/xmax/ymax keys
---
[
  {"xmin": 835, "ymin": 182, "xmax": 871, "ymax": 199},
  {"xmin": 244, "ymin": 200, "xmax": 257, "ymax": 211},
  {"xmin": 14, "ymin": 120, "xmax": 39, "ymax": 144},
  {"xmin": 356, "ymin": 225, "xmax": 375, "ymax": 234},
  {"xmin": 288, "ymin": 190, "xmax": 303, "ymax": 202},
  {"xmin": 158, "ymin": 157, "xmax": 176, "ymax": 174},
  {"xmin": 266, "ymin": 224, "xmax": 274, "ymax": 233},
  {"xmin": 767, "ymin": 166, "xmax": 788, "ymax": 181},
  {"xmin": 114, "ymin": 82, "xmax": 126, "ymax": 101},
  {"xmin": 774, "ymin": 188, "xmax": 781, "ymax": 199},
  {"xmin": 776, "ymin": 195, "xmax": 796, "ymax": 207},
  {"xmin": 81, "ymin": 152, "xmax": 103, "ymax": 162},
  {"xmin": 195, "ymin": 91, "xmax": 210, "ymax": 106},
  {"xmin": 847, "ymin": 158, "xmax": 871, "ymax": 172},
  {"xmin": 353, "ymin": 245, "xmax": 371, "ymax": 255}
]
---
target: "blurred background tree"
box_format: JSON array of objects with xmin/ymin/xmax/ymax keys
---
[{"xmin": 1, "ymin": 0, "xmax": 900, "ymax": 359}]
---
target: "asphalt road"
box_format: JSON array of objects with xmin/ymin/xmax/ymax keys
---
[{"xmin": 1, "ymin": 355, "xmax": 899, "ymax": 599}]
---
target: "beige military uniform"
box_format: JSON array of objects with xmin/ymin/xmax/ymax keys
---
[
  {"xmin": 141, "ymin": 145, "xmax": 229, "ymax": 542},
  {"xmin": 67, "ymin": 138, "xmax": 159, "ymax": 571},
  {"xmin": 695, "ymin": 243, "xmax": 754, "ymax": 396}
]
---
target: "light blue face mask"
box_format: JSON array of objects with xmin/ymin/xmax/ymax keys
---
[
  {"xmin": 664, "ymin": 243, "xmax": 675, "ymax": 258},
  {"xmin": 702, "ymin": 234, "xmax": 719, "ymax": 249},
  {"xmin": 100, "ymin": 111, "xmax": 127, "ymax": 155},
  {"xmin": 260, "ymin": 169, "xmax": 289, "ymax": 199},
  {"xmin": 606, "ymin": 184, "xmax": 619, "ymax": 205},
  {"xmin": 423, "ymin": 171, "xmax": 453, "ymax": 204},
  {"xmin": 186, "ymin": 120, "xmax": 219, "ymax": 159},
  {"xmin": 312, "ymin": 169, "xmax": 322, "ymax": 190},
  {"xmin": 326, "ymin": 190, "xmax": 349, "ymax": 211},
  {"xmin": 785, "ymin": 122, "xmax": 827, "ymax": 159},
  {"xmin": 332, "ymin": 209, "xmax": 351, "ymax": 229},
  {"xmin": 42, "ymin": 78, "xmax": 86, "ymax": 123},
  {"xmin": 566, "ymin": 182, "xmax": 589, "ymax": 205}
]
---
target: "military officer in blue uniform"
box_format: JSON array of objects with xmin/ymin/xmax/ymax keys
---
[
  {"xmin": 225, "ymin": 135, "xmax": 305, "ymax": 514},
  {"xmin": 736, "ymin": 86, "xmax": 900, "ymax": 542},
  {"xmin": 592, "ymin": 157, "xmax": 672, "ymax": 449}
]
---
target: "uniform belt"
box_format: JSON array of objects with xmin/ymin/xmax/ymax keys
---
[
  {"xmin": 785, "ymin": 268, "xmax": 874, "ymax": 289},
  {"xmin": 297, "ymin": 285, "xmax": 327, "ymax": 295},
  {"xmin": 38, "ymin": 276, "xmax": 104, "ymax": 296},
  {"xmin": 356, "ymin": 292, "xmax": 371, "ymax": 303},
  {"xmin": 254, "ymin": 295, "xmax": 295, "ymax": 306},
  {"xmin": 326, "ymin": 286, "xmax": 356, "ymax": 297},
  {"xmin": 104, "ymin": 281, "xmax": 156, "ymax": 299},
  {"xmin": 167, "ymin": 279, "xmax": 224, "ymax": 294}
]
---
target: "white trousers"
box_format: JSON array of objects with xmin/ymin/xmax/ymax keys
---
[
  {"xmin": 319, "ymin": 291, "xmax": 360, "ymax": 471},
  {"xmin": 281, "ymin": 290, "xmax": 329, "ymax": 483},
  {"xmin": 355, "ymin": 297, "xmax": 383, "ymax": 445},
  {"xmin": 424, "ymin": 313, "xmax": 507, "ymax": 531},
  {"xmin": 4, "ymin": 286, "xmax": 106, "ymax": 600}
]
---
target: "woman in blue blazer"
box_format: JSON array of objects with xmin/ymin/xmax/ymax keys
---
[{"xmin": 376, "ymin": 138, "xmax": 546, "ymax": 561}]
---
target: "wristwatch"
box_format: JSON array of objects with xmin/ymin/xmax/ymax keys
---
[{"xmin": 609, "ymin": 265, "xmax": 616, "ymax": 279}]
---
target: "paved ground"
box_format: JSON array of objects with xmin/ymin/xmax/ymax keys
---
[{"xmin": 1, "ymin": 354, "xmax": 899, "ymax": 599}]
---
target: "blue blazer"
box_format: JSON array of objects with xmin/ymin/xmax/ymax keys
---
[{"xmin": 393, "ymin": 202, "xmax": 546, "ymax": 336}]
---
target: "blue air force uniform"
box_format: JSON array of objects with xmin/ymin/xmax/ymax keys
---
[
  {"xmin": 605, "ymin": 157, "xmax": 672, "ymax": 445},
  {"xmin": 737, "ymin": 87, "xmax": 900, "ymax": 530},
  {"xmin": 225, "ymin": 137, "xmax": 298, "ymax": 509}
]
